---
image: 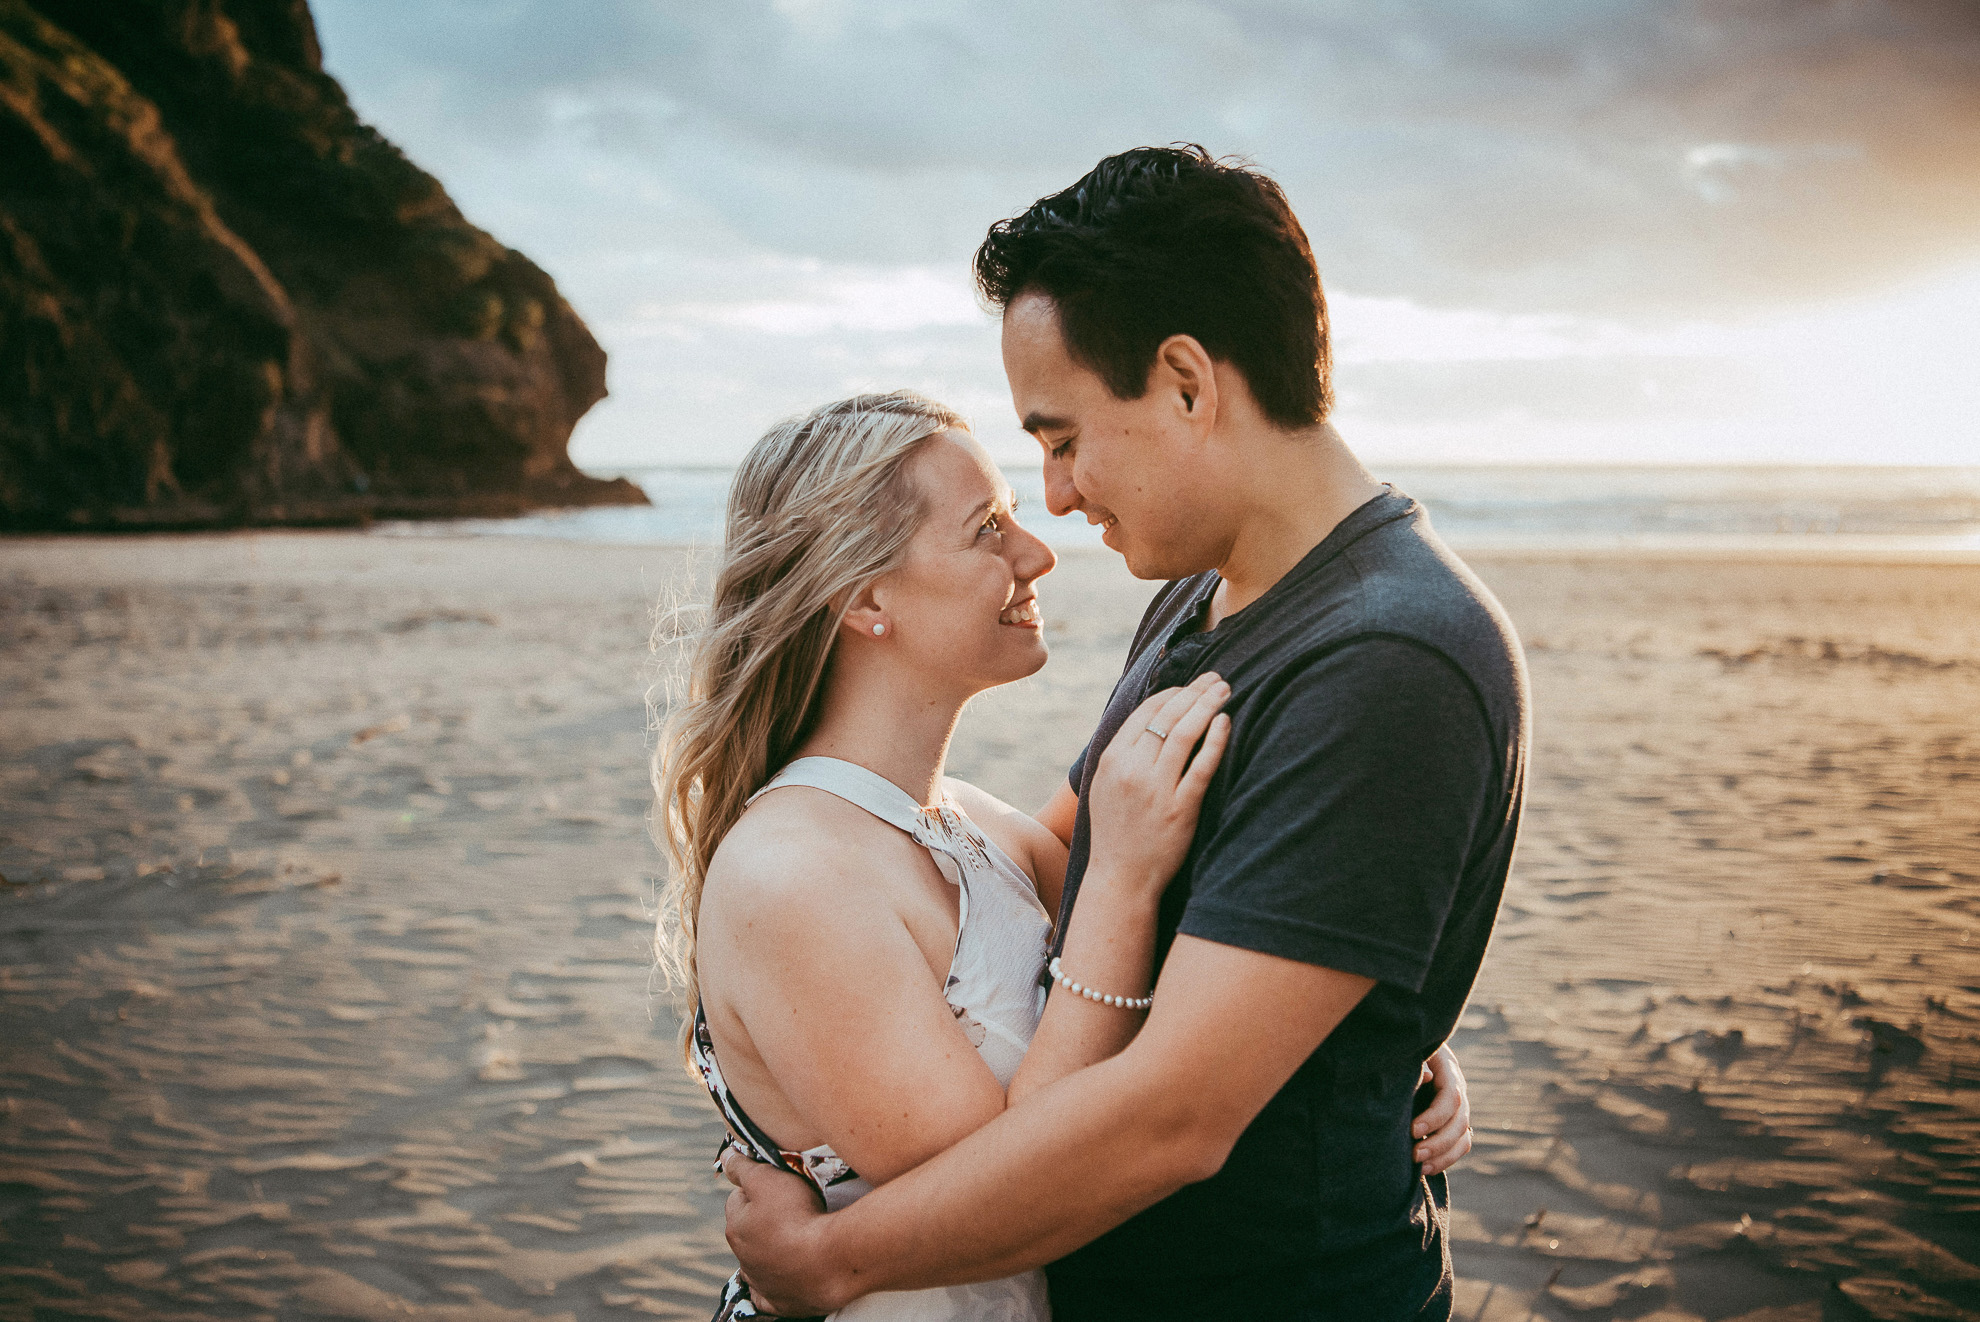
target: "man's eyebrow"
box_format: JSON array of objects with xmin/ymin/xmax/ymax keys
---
[
  {"xmin": 1019, "ymin": 411, "xmax": 1073, "ymax": 435},
  {"xmin": 962, "ymin": 496, "xmax": 995, "ymax": 526}
]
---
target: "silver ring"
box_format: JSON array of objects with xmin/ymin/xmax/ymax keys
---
[{"xmin": 1145, "ymin": 725, "xmax": 1171, "ymax": 740}]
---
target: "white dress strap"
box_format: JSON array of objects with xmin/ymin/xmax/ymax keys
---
[
  {"xmin": 751, "ymin": 757, "xmax": 994, "ymax": 869},
  {"xmin": 749, "ymin": 756, "xmax": 931, "ymax": 835}
]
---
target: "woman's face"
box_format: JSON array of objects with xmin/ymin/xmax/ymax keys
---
[{"xmin": 871, "ymin": 429, "xmax": 1057, "ymax": 695}]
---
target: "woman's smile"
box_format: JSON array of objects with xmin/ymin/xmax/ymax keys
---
[{"xmin": 999, "ymin": 597, "xmax": 1042, "ymax": 629}]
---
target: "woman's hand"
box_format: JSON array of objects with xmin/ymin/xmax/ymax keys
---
[
  {"xmin": 1083, "ymin": 673, "xmax": 1232, "ymax": 900},
  {"xmin": 1009, "ymin": 675, "xmax": 1228, "ymax": 1103},
  {"xmin": 1413, "ymin": 1044, "xmax": 1472, "ymax": 1175}
]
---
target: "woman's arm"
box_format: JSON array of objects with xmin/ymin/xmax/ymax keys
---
[
  {"xmin": 1008, "ymin": 676, "xmax": 1230, "ymax": 1104},
  {"xmin": 701, "ymin": 822, "xmax": 1010, "ymax": 1187},
  {"xmin": 712, "ymin": 677, "xmax": 1229, "ymax": 1186},
  {"xmin": 1034, "ymin": 782, "xmax": 1078, "ymax": 848},
  {"xmin": 943, "ymin": 779, "xmax": 1069, "ymax": 924}
]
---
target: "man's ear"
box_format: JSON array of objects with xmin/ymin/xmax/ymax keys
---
[{"xmin": 1154, "ymin": 334, "xmax": 1219, "ymax": 436}]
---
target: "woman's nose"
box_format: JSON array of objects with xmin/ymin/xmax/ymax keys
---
[{"xmin": 1011, "ymin": 521, "xmax": 1056, "ymax": 582}]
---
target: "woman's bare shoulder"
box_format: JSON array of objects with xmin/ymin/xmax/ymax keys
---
[
  {"xmin": 703, "ymin": 785, "xmax": 917, "ymax": 914},
  {"xmin": 698, "ymin": 788, "xmax": 944, "ymax": 1012}
]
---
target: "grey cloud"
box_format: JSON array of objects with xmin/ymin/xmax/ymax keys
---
[
  {"xmin": 315, "ymin": 0, "xmax": 1980, "ymax": 313},
  {"xmin": 306, "ymin": 1, "xmax": 1980, "ymax": 464}
]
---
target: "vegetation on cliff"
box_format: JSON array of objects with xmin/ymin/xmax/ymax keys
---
[{"xmin": 0, "ymin": 0, "xmax": 645, "ymax": 529}]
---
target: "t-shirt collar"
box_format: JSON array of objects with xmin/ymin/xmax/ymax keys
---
[{"xmin": 1178, "ymin": 487, "xmax": 1417, "ymax": 649}]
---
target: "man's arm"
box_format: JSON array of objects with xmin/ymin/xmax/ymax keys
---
[{"xmin": 723, "ymin": 934, "xmax": 1373, "ymax": 1314}]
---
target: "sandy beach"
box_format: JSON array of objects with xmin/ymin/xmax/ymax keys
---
[{"xmin": 2, "ymin": 533, "xmax": 1976, "ymax": 1321}]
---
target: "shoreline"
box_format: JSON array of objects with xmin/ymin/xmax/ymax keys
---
[{"xmin": 8, "ymin": 526, "xmax": 1980, "ymax": 566}]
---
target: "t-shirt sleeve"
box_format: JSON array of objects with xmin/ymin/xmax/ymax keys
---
[{"xmin": 1177, "ymin": 636, "xmax": 1497, "ymax": 992}]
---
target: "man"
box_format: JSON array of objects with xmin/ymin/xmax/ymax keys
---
[{"xmin": 722, "ymin": 145, "xmax": 1529, "ymax": 1320}]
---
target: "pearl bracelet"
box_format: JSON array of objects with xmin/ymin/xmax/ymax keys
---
[{"xmin": 1048, "ymin": 956, "xmax": 1153, "ymax": 1011}]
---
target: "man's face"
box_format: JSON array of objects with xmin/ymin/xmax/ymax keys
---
[{"xmin": 1000, "ymin": 292, "xmax": 1221, "ymax": 581}]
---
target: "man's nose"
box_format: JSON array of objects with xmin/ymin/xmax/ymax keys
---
[{"xmin": 1042, "ymin": 456, "xmax": 1080, "ymax": 519}]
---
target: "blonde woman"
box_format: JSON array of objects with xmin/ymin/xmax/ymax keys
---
[{"xmin": 655, "ymin": 392, "xmax": 1468, "ymax": 1321}]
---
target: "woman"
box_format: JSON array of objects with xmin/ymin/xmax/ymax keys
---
[{"xmin": 655, "ymin": 392, "xmax": 1469, "ymax": 1320}]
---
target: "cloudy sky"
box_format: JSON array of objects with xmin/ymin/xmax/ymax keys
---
[{"xmin": 312, "ymin": 0, "xmax": 1980, "ymax": 468}]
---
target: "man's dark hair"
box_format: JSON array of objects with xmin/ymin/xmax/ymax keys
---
[{"xmin": 974, "ymin": 145, "xmax": 1332, "ymax": 429}]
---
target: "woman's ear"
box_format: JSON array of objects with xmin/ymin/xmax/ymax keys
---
[{"xmin": 840, "ymin": 581, "xmax": 888, "ymax": 642}]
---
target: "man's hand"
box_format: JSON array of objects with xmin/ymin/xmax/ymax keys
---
[
  {"xmin": 721, "ymin": 1149, "xmax": 848, "ymax": 1317},
  {"xmin": 1412, "ymin": 1043, "xmax": 1472, "ymax": 1175}
]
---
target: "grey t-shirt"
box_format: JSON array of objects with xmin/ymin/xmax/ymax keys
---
[{"xmin": 1044, "ymin": 489, "xmax": 1528, "ymax": 1320}]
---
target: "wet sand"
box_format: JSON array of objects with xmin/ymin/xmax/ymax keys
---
[{"xmin": 2, "ymin": 534, "xmax": 1976, "ymax": 1321}]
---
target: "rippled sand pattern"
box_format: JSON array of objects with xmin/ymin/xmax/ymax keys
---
[
  {"xmin": 1, "ymin": 539, "xmax": 742, "ymax": 1320},
  {"xmin": 1455, "ymin": 557, "xmax": 1980, "ymax": 1322},
  {"xmin": 3, "ymin": 536, "xmax": 1976, "ymax": 1320}
]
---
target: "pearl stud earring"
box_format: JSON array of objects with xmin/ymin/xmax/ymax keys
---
[{"xmin": 872, "ymin": 622, "xmax": 885, "ymax": 636}]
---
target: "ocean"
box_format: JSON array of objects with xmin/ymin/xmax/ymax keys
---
[{"xmin": 374, "ymin": 464, "xmax": 1980, "ymax": 554}]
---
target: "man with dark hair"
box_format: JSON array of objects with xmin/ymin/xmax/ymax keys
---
[
  {"xmin": 972, "ymin": 144, "xmax": 1334, "ymax": 430},
  {"xmin": 722, "ymin": 145, "xmax": 1528, "ymax": 1320}
]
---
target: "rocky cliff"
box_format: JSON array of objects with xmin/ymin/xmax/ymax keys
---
[{"xmin": 0, "ymin": 0, "xmax": 645, "ymax": 530}]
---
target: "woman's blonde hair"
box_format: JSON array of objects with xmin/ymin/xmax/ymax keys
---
[{"xmin": 651, "ymin": 391, "xmax": 967, "ymax": 1031}]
